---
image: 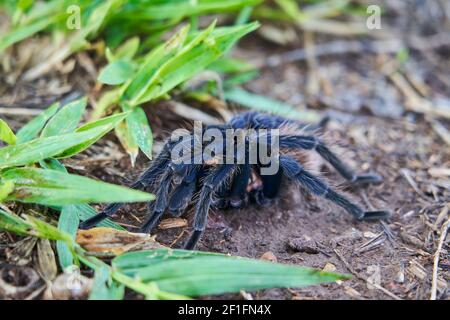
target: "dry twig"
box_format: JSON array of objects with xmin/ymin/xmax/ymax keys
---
[{"xmin": 430, "ymin": 217, "xmax": 449, "ymax": 300}]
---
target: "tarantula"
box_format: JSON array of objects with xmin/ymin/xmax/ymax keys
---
[{"xmin": 80, "ymin": 112, "xmax": 391, "ymax": 249}]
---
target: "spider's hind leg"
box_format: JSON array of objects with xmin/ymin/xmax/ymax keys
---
[
  {"xmin": 279, "ymin": 135, "xmax": 383, "ymax": 187},
  {"xmin": 280, "ymin": 156, "xmax": 391, "ymax": 221}
]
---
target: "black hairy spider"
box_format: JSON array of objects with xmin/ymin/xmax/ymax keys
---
[{"xmin": 80, "ymin": 112, "xmax": 391, "ymax": 249}]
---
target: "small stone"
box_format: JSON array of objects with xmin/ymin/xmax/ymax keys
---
[
  {"xmin": 323, "ymin": 262, "xmax": 337, "ymax": 272},
  {"xmin": 344, "ymin": 286, "xmax": 362, "ymax": 299},
  {"xmin": 260, "ymin": 251, "xmax": 277, "ymax": 263},
  {"xmin": 287, "ymin": 237, "xmax": 319, "ymax": 254}
]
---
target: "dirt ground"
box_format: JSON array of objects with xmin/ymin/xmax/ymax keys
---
[{"xmin": 1, "ymin": 1, "xmax": 449, "ymax": 300}]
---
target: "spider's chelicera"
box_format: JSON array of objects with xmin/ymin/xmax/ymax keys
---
[{"xmin": 80, "ymin": 112, "xmax": 391, "ymax": 249}]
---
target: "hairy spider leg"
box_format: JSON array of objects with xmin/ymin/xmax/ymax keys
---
[
  {"xmin": 167, "ymin": 165, "xmax": 199, "ymax": 217},
  {"xmin": 79, "ymin": 143, "xmax": 171, "ymax": 229},
  {"xmin": 184, "ymin": 164, "xmax": 236, "ymax": 250},
  {"xmin": 279, "ymin": 156, "xmax": 391, "ymax": 220},
  {"xmin": 140, "ymin": 167, "xmax": 174, "ymax": 233},
  {"xmin": 278, "ymin": 135, "xmax": 383, "ymax": 185},
  {"xmin": 230, "ymin": 111, "xmax": 328, "ymax": 133}
]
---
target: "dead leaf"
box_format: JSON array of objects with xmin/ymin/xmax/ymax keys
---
[
  {"xmin": 6, "ymin": 237, "xmax": 37, "ymax": 266},
  {"xmin": 158, "ymin": 218, "xmax": 188, "ymax": 230},
  {"xmin": 35, "ymin": 239, "xmax": 57, "ymax": 281},
  {"xmin": 76, "ymin": 227, "xmax": 167, "ymax": 256}
]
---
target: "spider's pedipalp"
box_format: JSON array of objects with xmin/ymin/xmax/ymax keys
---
[
  {"xmin": 228, "ymin": 164, "xmax": 251, "ymax": 208},
  {"xmin": 279, "ymin": 156, "xmax": 391, "ymax": 220},
  {"xmin": 167, "ymin": 165, "xmax": 199, "ymax": 216},
  {"xmin": 167, "ymin": 180, "xmax": 197, "ymax": 216}
]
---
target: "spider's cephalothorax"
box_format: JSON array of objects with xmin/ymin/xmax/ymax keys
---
[{"xmin": 80, "ymin": 112, "xmax": 391, "ymax": 249}]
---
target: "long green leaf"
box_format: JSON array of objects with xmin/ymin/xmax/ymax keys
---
[
  {"xmin": 1, "ymin": 167, "xmax": 154, "ymax": 206},
  {"xmin": 41, "ymin": 97, "xmax": 87, "ymax": 137},
  {"xmin": 40, "ymin": 159, "xmax": 124, "ymax": 230},
  {"xmin": 90, "ymin": 266, "xmax": 125, "ymax": 300},
  {"xmin": 129, "ymin": 22, "xmax": 259, "ymax": 106},
  {"xmin": 56, "ymin": 205, "xmax": 80, "ymax": 269},
  {"xmin": 114, "ymin": 249, "xmax": 350, "ymax": 297},
  {"xmin": 0, "ymin": 118, "xmax": 17, "ymax": 145},
  {"xmin": 0, "ymin": 114, "xmax": 125, "ymax": 169},
  {"xmin": 123, "ymin": 105, "xmax": 153, "ymax": 160},
  {"xmin": 0, "ymin": 18, "xmax": 53, "ymax": 53},
  {"xmin": 55, "ymin": 112, "xmax": 129, "ymax": 159},
  {"xmin": 0, "ymin": 209, "xmax": 31, "ymax": 236},
  {"xmin": 98, "ymin": 60, "xmax": 135, "ymax": 85},
  {"xmin": 15, "ymin": 102, "xmax": 60, "ymax": 143}
]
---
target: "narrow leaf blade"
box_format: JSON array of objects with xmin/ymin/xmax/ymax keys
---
[{"xmin": 2, "ymin": 168, "xmax": 154, "ymax": 206}]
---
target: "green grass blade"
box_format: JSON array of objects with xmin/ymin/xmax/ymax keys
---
[
  {"xmin": 0, "ymin": 209, "xmax": 31, "ymax": 236},
  {"xmin": 41, "ymin": 97, "xmax": 87, "ymax": 137},
  {"xmin": 0, "ymin": 122, "xmax": 120, "ymax": 169},
  {"xmin": 112, "ymin": 249, "xmax": 221, "ymax": 272},
  {"xmin": 1, "ymin": 167, "xmax": 154, "ymax": 206},
  {"xmin": 114, "ymin": 119, "xmax": 139, "ymax": 166},
  {"xmin": 39, "ymin": 159, "xmax": 124, "ymax": 230},
  {"xmin": 0, "ymin": 18, "xmax": 52, "ymax": 53},
  {"xmin": 56, "ymin": 205, "xmax": 80, "ymax": 269},
  {"xmin": 0, "ymin": 118, "xmax": 17, "ymax": 145},
  {"xmin": 114, "ymin": 249, "xmax": 350, "ymax": 297},
  {"xmin": 124, "ymin": 24, "xmax": 191, "ymax": 105},
  {"xmin": 123, "ymin": 105, "xmax": 153, "ymax": 160},
  {"xmin": 15, "ymin": 102, "xmax": 60, "ymax": 143},
  {"xmin": 56, "ymin": 112, "xmax": 129, "ymax": 159},
  {"xmin": 89, "ymin": 266, "xmax": 125, "ymax": 300},
  {"xmin": 131, "ymin": 22, "xmax": 259, "ymax": 105},
  {"xmin": 106, "ymin": 37, "xmax": 140, "ymax": 63},
  {"xmin": 98, "ymin": 60, "xmax": 135, "ymax": 85}
]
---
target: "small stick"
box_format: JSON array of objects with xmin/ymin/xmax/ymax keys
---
[
  {"xmin": 430, "ymin": 217, "xmax": 450, "ymax": 300},
  {"xmin": 430, "ymin": 119, "xmax": 450, "ymax": 147},
  {"xmin": 0, "ymin": 107, "xmax": 43, "ymax": 116}
]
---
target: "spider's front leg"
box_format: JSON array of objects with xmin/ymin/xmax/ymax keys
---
[
  {"xmin": 140, "ymin": 167, "xmax": 174, "ymax": 233},
  {"xmin": 184, "ymin": 164, "xmax": 236, "ymax": 250},
  {"xmin": 79, "ymin": 144, "xmax": 171, "ymax": 229}
]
